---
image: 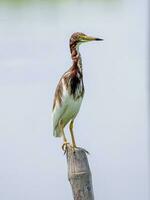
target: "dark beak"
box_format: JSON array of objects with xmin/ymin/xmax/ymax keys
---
[{"xmin": 95, "ymin": 38, "xmax": 104, "ymax": 41}]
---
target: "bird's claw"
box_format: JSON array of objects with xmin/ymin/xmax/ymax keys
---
[
  {"xmin": 62, "ymin": 143, "xmax": 89, "ymax": 155},
  {"xmin": 69, "ymin": 145, "xmax": 77, "ymax": 153},
  {"xmin": 62, "ymin": 143, "xmax": 76, "ymax": 154},
  {"xmin": 62, "ymin": 142, "xmax": 69, "ymax": 153},
  {"xmin": 78, "ymin": 147, "xmax": 89, "ymax": 154},
  {"xmin": 70, "ymin": 145, "xmax": 89, "ymax": 154}
]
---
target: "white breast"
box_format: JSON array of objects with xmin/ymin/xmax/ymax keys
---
[
  {"xmin": 52, "ymin": 80, "xmax": 83, "ymax": 130},
  {"xmin": 60, "ymin": 87, "xmax": 83, "ymax": 127}
]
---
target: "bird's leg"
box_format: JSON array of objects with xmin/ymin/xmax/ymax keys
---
[
  {"xmin": 61, "ymin": 129, "xmax": 69, "ymax": 151},
  {"xmin": 69, "ymin": 120, "xmax": 77, "ymax": 150}
]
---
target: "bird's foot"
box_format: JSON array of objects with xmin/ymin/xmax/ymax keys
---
[
  {"xmin": 62, "ymin": 143, "xmax": 89, "ymax": 155},
  {"xmin": 78, "ymin": 147, "xmax": 89, "ymax": 154},
  {"xmin": 69, "ymin": 144, "xmax": 77, "ymax": 153},
  {"xmin": 62, "ymin": 141, "xmax": 70, "ymax": 153},
  {"xmin": 70, "ymin": 145, "xmax": 90, "ymax": 154}
]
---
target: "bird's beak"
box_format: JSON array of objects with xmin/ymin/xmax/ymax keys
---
[{"xmin": 81, "ymin": 35, "xmax": 104, "ymax": 42}]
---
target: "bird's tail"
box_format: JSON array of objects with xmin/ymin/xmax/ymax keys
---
[{"xmin": 53, "ymin": 126, "xmax": 62, "ymax": 137}]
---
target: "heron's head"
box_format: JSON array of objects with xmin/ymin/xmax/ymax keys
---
[{"xmin": 70, "ymin": 32, "xmax": 103, "ymax": 48}]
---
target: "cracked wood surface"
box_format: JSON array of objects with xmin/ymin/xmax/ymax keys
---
[{"xmin": 66, "ymin": 146, "xmax": 94, "ymax": 200}]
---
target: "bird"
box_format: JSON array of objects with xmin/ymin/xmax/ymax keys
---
[{"xmin": 52, "ymin": 32, "xmax": 103, "ymax": 151}]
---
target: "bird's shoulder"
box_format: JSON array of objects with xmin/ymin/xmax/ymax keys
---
[
  {"xmin": 52, "ymin": 69, "xmax": 70, "ymax": 111},
  {"xmin": 52, "ymin": 67, "xmax": 83, "ymax": 111}
]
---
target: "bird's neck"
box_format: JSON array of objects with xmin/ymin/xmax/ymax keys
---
[{"xmin": 70, "ymin": 43, "xmax": 82, "ymax": 73}]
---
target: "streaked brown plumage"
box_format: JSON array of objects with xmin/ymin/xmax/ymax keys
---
[{"xmin": 52, "ymin": 32, "xmax": 103, "ymax": 150}]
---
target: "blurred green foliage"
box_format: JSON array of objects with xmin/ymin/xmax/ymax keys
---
[{"xmin": 0, "ymin": 0, "xmax": 117, "ymax": 5}]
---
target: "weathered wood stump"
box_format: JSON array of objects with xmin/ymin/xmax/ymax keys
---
[{"xmin": 66, "ymin": 146, "xmax": 94, "ymax": 200}]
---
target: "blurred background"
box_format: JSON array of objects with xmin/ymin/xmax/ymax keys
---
[{"xmin": 0, "ymin": 0, "xmax": 149, "ymax": 199}]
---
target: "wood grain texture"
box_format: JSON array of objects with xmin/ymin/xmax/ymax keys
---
[{"xmin": 66, "ymin": 146, "xmax": 94, "ymax": 200}]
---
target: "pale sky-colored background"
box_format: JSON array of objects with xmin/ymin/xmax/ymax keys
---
[{"xmin": 0, "ymin": 0, "xmax": 149, "ymax": 199}]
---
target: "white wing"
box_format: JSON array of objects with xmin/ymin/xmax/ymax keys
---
[
  {"xmin": 52, "ymin": 99, "xmax": 67, "ymax": 137},
  {"xmin": 52, "ymin": 77, "xmax": 68, "ymax": 137}
]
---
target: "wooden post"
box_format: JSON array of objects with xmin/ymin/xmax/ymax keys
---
[{"xmin": 66, "ymin": 146, "xmax": 94, "ymax": 200}]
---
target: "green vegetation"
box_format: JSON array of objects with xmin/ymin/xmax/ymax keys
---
[{"xmin": 0, "ymin": 0, "xmax": 118, "ymax": 5}]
